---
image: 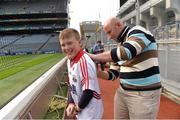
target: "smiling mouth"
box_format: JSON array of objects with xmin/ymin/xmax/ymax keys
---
[{"xmin": 65, "ymin": 49, "xmax": 72, "ymax": 55}]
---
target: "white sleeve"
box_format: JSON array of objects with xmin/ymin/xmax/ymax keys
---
[{"xmin": 79, "ymin": 55, "xmax": 99, "ymax": 92}]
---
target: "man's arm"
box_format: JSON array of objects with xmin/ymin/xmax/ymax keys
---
[
  {"xmin": 97, "ymin": 70, "xmax": 109, "ymax": 79},
  {"xmin": 88, "ymin": 51, "xmax": 113, "ymax": 62}
]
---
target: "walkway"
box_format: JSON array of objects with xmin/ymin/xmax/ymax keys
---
[{"xmin": 98, "ymin": 77, "xmax": 180, "ymax": 119}]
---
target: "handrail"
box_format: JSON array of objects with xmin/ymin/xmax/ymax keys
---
[{"xmin": 157, "ymin": 40, "xmax": 180, "ymax": 44}]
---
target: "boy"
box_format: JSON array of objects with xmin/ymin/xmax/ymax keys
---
[{"xmin": 59, "ymin": 28, "xmax": 103, "ymax": 119}]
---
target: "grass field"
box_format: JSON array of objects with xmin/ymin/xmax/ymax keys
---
[{"xmin": 0, "ymin": 53, "xmax": 65, "ymax": 108}]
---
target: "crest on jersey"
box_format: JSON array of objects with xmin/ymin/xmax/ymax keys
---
[{"xmin": 72, "ymin": 75, "xmax": 77, "ymax": 82}]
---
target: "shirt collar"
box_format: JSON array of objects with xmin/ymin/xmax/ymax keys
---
[
  {"xmin": 70, "ymin": 49, "xmax": 84, "ymax": 67},
  {"xmin": 117, "ymin": 26, "xmax": 130, "ymax": 43}
]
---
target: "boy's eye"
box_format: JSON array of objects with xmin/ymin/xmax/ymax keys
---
[
  {"xmin": 61, "ymin": 43, "xmax": 65, "ymax": 47},
  {"xmin": 107, "ymin": 30, "xmax": 111, "ymax": 34},
  {"xmin": 67, "ymin": 41, "xmax": 73, "ymax": 46}
]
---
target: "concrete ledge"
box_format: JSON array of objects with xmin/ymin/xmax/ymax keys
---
[
  {"xmin": 161, "ymin": 77, "xmax": 180, "ymax": 97},
  {"xmin": 162, "ymin": 89, "xmax": 180, "ymax": 104}
]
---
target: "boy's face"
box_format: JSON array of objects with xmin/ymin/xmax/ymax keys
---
[{"xmin": 60, "ymin": 36, "xmax": 81, "ymax": 59}]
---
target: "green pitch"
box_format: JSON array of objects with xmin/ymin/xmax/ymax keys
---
[{"xmin": 0, "ymin": 53, "xmax": 65, "ymax": 108}]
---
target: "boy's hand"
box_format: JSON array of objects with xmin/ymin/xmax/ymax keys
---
[
  {"xmin": 75, "ymin": 105, "xmax": 82, "ymax": 113},
  {"xmin": 66, "ymin": 103, "xmax": 76, "ymax": 118}
]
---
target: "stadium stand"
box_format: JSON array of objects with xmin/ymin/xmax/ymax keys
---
[{"xmin": 0, "ymin": 0, "xmax": 69, "ymax": 54}]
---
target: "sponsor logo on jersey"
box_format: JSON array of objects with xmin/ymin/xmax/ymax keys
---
[
  {"xmin": 70, "ymin": 84, "xmax": 77, "ymax": 95},
  {"xmin": 72, "ymin": 75, "xmax": 77, "ymax": 82}
]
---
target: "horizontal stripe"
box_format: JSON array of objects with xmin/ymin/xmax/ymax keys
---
[
  {"xmin": 143, "ymin": 42, "xmax": 157, "ymax": 52},
  {"xmin": 120, "ymin": 66, "xmax": 160, "ymax": 79},
  {"xmin": 93, "ymin": 91, "xmax": 101, "ymax": 99},
  {"xmin": 127, "ymin": 36, "xmax": 146, "ymax": 50},
  {"xmin": 120, "ymin": 66, "xmax": 139, "ymax": 72},
  {"xmin": 93, "ymin": 91, "xmax": 101, "ymax": 96},
  {"xmin": 123, "ymin": 42, "xmax": 137, "ymax": 58},
  {"xmin": 129, "ymin": 33, "xmax": 151, "ymax": 46},
  {"xmin": 128, "ymin": 25, "xmax": 153, "ymax": 37},
  {"xmin": 122, "ymin": 50, "xmax": 158, "ymax": 66},
  {"xmin": 126, "ymin": 40, "xmax": 142, "ymax": 55},
  {"xmin": 110, "ymin": 62, "xmax": 120, "ymax": 71},
  {"xmin": 121, "ymin": 58, "xmax": 159, "ymax": 72},
  {"xmin": 128, "ymin": 28, "xmax": 155, "ymax": 43},
  {"xmin": 93, "ymin": 96, "xmax": 101, "ymax": 99},
  {"xmin": 110, "ymin": 64, "xmax": 120, "ymax": 70},
  {"xmin": 93, "ymin": 94, "xmax": 101, "ymax": 99},
  {"xmin": 120, "ymin": 74, "xmax": 160, "ymax": 86},
  {"xmin": 117, "ymin": 61, "xmax": 126, "ymax": 65},
  {"xmin": 120, "ymin": 82, "xmax": 161, "ymax": 91}
]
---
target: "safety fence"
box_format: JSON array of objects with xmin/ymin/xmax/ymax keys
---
[
  {"xmin": 157, "ymin": 40, "xmax": 180, "ymax": 97},
  {"xmin": 151, "ymin": 24, "xmax": 180, "ymax": 40}
]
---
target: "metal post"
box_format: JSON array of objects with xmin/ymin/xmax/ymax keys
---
[{"xmin": 135, "ymin": 0, "xmax": 140, "ymax": 25}]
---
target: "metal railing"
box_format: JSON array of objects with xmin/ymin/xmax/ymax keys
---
[
  {"xmin": 152, "ymin": 24, "xmax": 180, "ymax": 40},
  {"xmin": 157, "ymin": 40, "xmax": 180, "ymax": 97}
]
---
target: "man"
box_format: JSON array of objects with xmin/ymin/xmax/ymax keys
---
[
  {"xmin": 93, "ymin": 40, "xmax": 105, "ymax": 70},
  {"xmin": 89, "ymin": 17, "xmax": 161, "ymax": 119},
  {"xmin": 93, "ymin": 40, "xmax": 104, "ymax": 54}
]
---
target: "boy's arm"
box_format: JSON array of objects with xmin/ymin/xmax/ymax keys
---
[
  {"xmin": 76, "ymin": 89, "xmax": 93, "ymax": 111},
  {"xmin": 68, "ymin": 89, "xmax": 74, "ymax": 104}
]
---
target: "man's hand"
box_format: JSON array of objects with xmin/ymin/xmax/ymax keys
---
[
  {"xmin": 87, "ymin": 51, "xmax": 113, "ymax": 62},
  {"xmin": 97, "ymin": 69, "xmax": 109, "ymax": 79},
  {"xmin": 87, "ymin": 53, "xmax": 96, "ymax": 61}
]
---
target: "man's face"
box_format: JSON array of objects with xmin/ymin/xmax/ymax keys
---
[
  {"xmin": 60, "ymin": 36, "xmax": 81, "ymax": 59},
  {"xmin": 103, "ymin": 21, "xmax": 122, "ymax": 42},
  {"xmin": 104, "ymin": 24, "xmax": 117, "ymax": 41}
]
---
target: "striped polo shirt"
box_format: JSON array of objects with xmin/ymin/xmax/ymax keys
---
[{"xmin": 111, "ymin": 26, "xmax": 161, "ymax": 90}]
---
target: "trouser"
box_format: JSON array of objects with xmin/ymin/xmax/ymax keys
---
[{"xmin": 114, "ymin": 86, "xmax": 161, "ymax": 119}]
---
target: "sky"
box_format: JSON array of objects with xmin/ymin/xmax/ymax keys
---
[{"xmin": 69, "ymin": 0, "xmax": 119, "ymax": 31}]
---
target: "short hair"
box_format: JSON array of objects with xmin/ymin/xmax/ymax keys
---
[{"xmin": 59, "ymin": 28, "xmax": 80, "ymax": 40}]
